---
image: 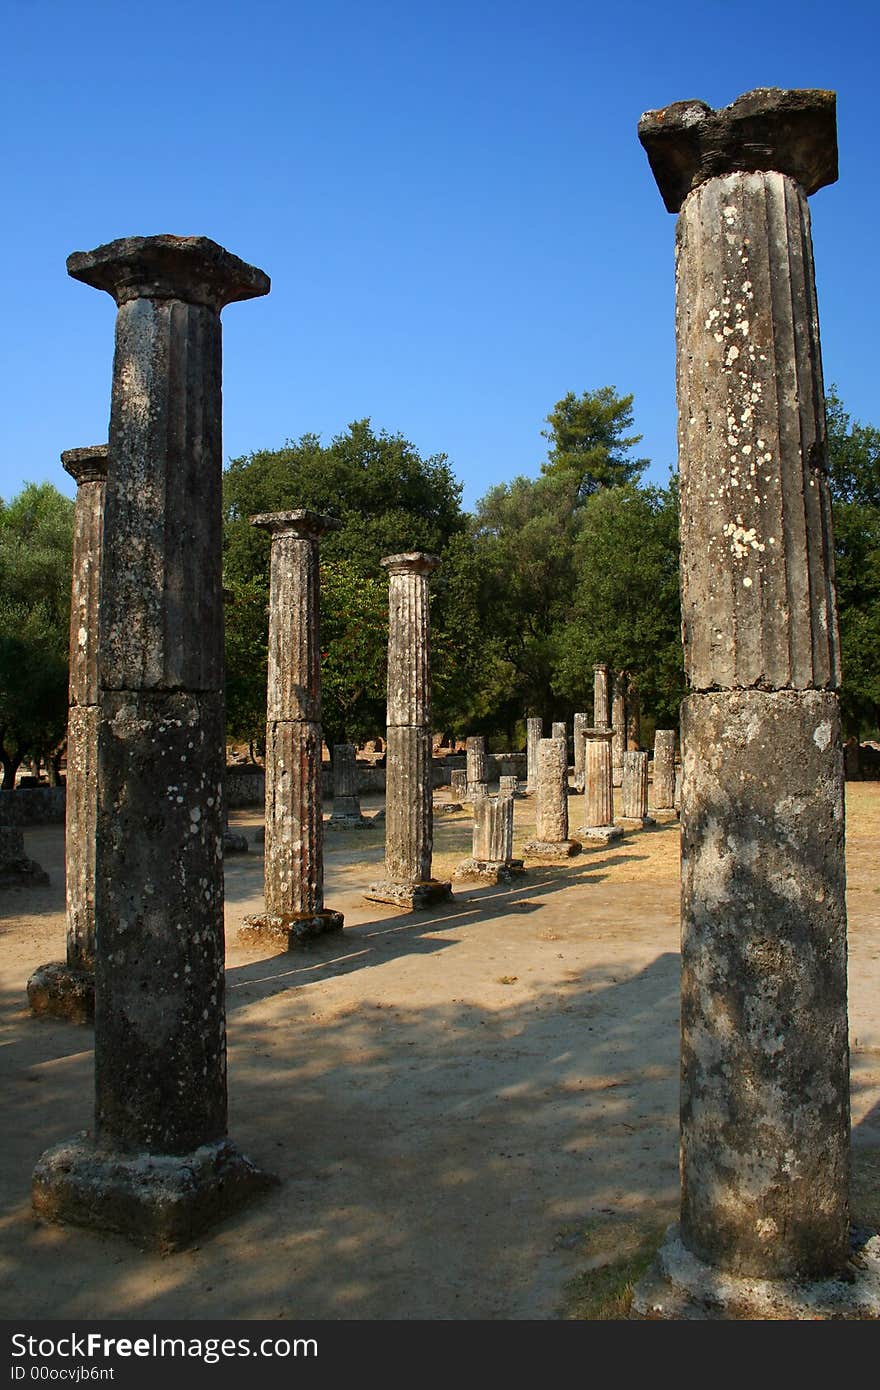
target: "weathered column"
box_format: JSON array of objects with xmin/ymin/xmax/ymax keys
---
[
  {"xmin": 611, "ymin": 673, "xmax": 626, "ymax": 785},
  {"xmin": 573, "ymin": 712, "xmax": 589, "ymax": 790},
  {"xmin": 0, "ymin": 826, "xmax": 49, "ymax": 890},
  {"xmin": 466, "ymin": 735, "xmax": 488, "ymax": 800},
  {"xmin": 366, "ymin": 554, "xmax": 452, "ymax": 909},
  {"xmin": 454, "ymin": 793, "xmax": 523, "ymax": 883},
  {"xmin": 619, "ymin": 750, "xmax": 653, "ymax": 827},
  {"xmin": 450, "ymin": 767, "xmax": 468, "ymax": 800},
  {"xmin": 551, "ymin": 720, "xmax": 566, "ymax": 743},
  {"xmin": 652, "ymin": 729, "xmax": 677, "ymax": 812},
  {"xmin": 578, "ymin": 731, "xmax": 622, "ymax": 844},
  {"xmin": 633, "ymin": 91, "xmax": 871, "ymax": 1313},
  {"xmin": 28, "ymin": 446, "xmax": 108, "ymax": 1023},
  {"xmin": 499, "ymin": 774, "xmax": 520, "ymax": 799},
  {"xmin": 240, "ymin": 511, "xmax": 343, "ymax": 946},
  {"xmin": 329, "ymin": 743, "xmax": 370, "ymax": 828},
  {"xmin": 523, "ymin": 738, "xmax": 579, "ymax": 858},
  {"xmin": 625, "ymin": 679, "xmax": 641, "ymax": 749},
  {"xmin": 32, "ymin": 235, "xmax": 274, "ymax": 1251},
  {"xmin": 593, "ymin": 664, "xmax": 610, "ymax": 728},
  {"xmin": 525, "ymin": 716, "xmax": 542, "ymax": 794}
]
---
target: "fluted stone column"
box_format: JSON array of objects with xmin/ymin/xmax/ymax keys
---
[
  {"xmin": 625, "ymin": 679, "xmax": 641, "ymax": 750},
  {"xmin": 652, "ymin": 729, "xmax": 677, "ymax": 812},
  {"xmin": 633, "ymin": 91, "xmax": 873, "ymax": 1315},
  {"xmin": 366, "ymin": 554, "xmax": 452, "ymax": 909},
  {"xmin": 499, "ymin": 774, "xmax": 520, "ymax": 799},
  {"xmin": 619, "ymin": 750, "xmax": 653, "ymax": 827},
  {"xmin": 240, "ymin": 511, "xmax": 343, "ymax": 946},
  {"xmin": 454, "ymin": 793, "xmax": 523, "ymax": 884},
  {"xmin": 450, "ymin": 768, "xmax": 468, "ymax": 800},
  {"xmin": 330, "ymin": 743, "xmax": 370, "ymax": 828},
  {"xmin": 32, "ymin": 235, "xmax": 274, "ymax": 1251},
  {"xmin": 551, "ymin": 721, "xmax": 566, "ymax": 743},
  {"xmin": 466, "ymin": 735, "xmax": 488, "ymax": 800},
  {"xmin": 525, "ymin": 717, "xmax": 542, "ymax": 795},
  {"xmin": 578, "ymin": 731, "xmax": 622, "ymax": 844},
  {"xmin": 593, "ymin": 664, "xmax": 610, "ymax": 728},
  {"xmin": 611, "ymin": 673, "xmax": 626, "ymax": 785},
  {"xmin": 573, "ymin": 713, "xmax": 589, "ymax": 791},
  {"xmin": 28, "ymin": 446, "xmax": 108, "ymax": 1023},
  {"xmin": 523, "ymin": 738, "xmax": 579, "ymax": 858}
]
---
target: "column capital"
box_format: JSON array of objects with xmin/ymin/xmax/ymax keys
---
[
  {"xmin": 380, "ymin": 551, "xmax": 441, "ymax": 577},
  {"xmin": 251, "ymin": 509, "xmax": 342, "ymax": 541},
  {"xmin": 61, "ymin": 444, "xmax": 108, "ymax": 486},
  {"xmin": 638, "ymin": 88, "xmax": 837, "ymax": 213},
  {"xmin": 67, "ymin": 235, "xmax": 270, "ymax": 311}
]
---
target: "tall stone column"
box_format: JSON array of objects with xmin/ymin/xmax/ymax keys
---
[
  {"xmin": 27, "ymin": 445, "xmax": 107, "ymax": 1023},
  {"xmin": 523, "ymin": 738, "xmax": 579, "ymax": 859},
  {"xmin": 652, "ymin": 729, "xmax": 677, "ymax": 812},
  {"xmin": 240, "ymin": 511, "xmax": 344, "ymax": 946},
  {"xmin": 578, "ymin": 731, "xmax": 622, "ymax": 844},
  {"xmin": 466, "ymin": 735, "xmax": 488, "ymax": 799},
  {"xmin": 525, "ymin": 716, "xmax": 542, "ymax": 795},
  {"xmin": 32, "ymin": 236, "xmax": 274, "ymax": 1251},
  {"xmin": 625, "ymin": 678, "xmax": 641, "ymax": 749},
  {"xmin": 366, "ymin": 554, "xmax": 452, "ymax": 909},
  {"xmin": 330, "ymin": 743, "xmax": 370, "ymax": 828},
  {"xmin": 593, "ymin": 664, "xmax": 610, "ymax": 728},
  {"xmin": 619, "ymin": 750, "xmax": 653, "ymax": 827},
  {"xmin": 573, "ymin": 712, "xmax": 589, "ymax": 791},
  {"xmin": 611, "ymin": 673, "xmax": 626, "ymax": 785},
  {"xmin": 633, "ymin": 91, "xmax": 873, "ymax": 1314}
]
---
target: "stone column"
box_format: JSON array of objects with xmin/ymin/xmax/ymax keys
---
[
  {"xmin": 652, "ymin": 729, "xmax": 677, "ymax": 812},
  {"xmin": 450, "ymin": 767, "xmax": 468, "ymax": 801},
  {"xmin": 633, "ymin": 91, "xmax": 868, "ymax": 1313},
  {"xmin": 551, "ymin": 720, "xmax": 566, "ymax": 743},
  {"xmin": 366, "ymin": 554, "xmax": 452, "ymax": 909},
  {"xmin": 611, "ymin": 673, "xmax": 626, "ymax": 785},
  {"xmin": 455, "ymin": 793, "xmax": 523, "ymax": 884},
  {"xmin": 593, "ymin": 664, "xmax": 610, "ymax": 728},
  {"xmin": 499, "ymin": 774, "xmax": 519, "ymax": 799},
  {"xmin": 1, "ymin": 826, "xmax": 49, "ymax": 890},
  {"xmin": 466, "ymin": 735, "xmax": 488, "ymax": 800},
  {"xmin": 28, "ymin": 446, "xmax": 108, "ymax": 1023},
  {"xmin": 573, "ymin": 712, "xmax": 589, "ymax": 791},
  {"xmin": 523, "ymin": 738, "xmax": 579, "ymax": 858},
  {"xmin": 625, "ymin": 678, "xmax": 641, "ymax": 749},
  {"xmin": 578, "ymin": 731, "xmax": 622, "ymax": 844},
  {"xmin": 619, "ymin": 750, "xmax": 653, "ymax": 827},
  {"xmin": 32, "ymin": 235, "xmax": 274, "ymax": 1251},
  {"xmin": 525, "ymin": 716, "xmax": 542, "ymax": 794},
  {"xmin": 329, "ymin": 743, "xmax": 370, "ymax": 828},
  {"xmin": 240, "ymin": 511, "xmax": 343, "ymax": 946}
]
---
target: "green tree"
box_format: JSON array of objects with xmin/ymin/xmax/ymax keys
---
[
  {"xmin": 0, "ymin": 484, "xmax": 74, "ymax": 788},
  {"xmin": 541, "ymin": 386, "xmax": 649, "ymax": 501}
]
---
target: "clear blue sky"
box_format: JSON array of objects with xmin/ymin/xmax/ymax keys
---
[{"xmin": 2, "ymin": 0, "xmax": 877, "ymax": 512}]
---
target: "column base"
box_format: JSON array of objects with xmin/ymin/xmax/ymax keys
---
[
  {"xmin": 432, "ymin": 801, "xmax": 463, "ymax": 816},
  {"xmin": 26, "ymin": 961, "xmax": 95, "ymax": 1024},
  {"xmin": 576, "ymin": 824, "xmax": 624, "ymax": 844},
  {"xmin": 453, "ymin": 858, "xmax": 526, "ymax": 884},
  {"xmin": 238, "ymin": 910, "xmax": 344, "ymax": 949},
  {"xmin": 364, "ymin": 879, "xmax": 453, "ymax": 910},
  {"xmin": 32, "ymin": 1135, "xmax": 277, "ymax": 1253},
  {"xmin": 522, "ymin": 839, "xmax": 581, "ymax": 859},
  {"xmin": 616, "ymin": 815, "xmax": 656, "ymax": 829},
  {"xmin": 328, "ymin": 814, "xmax": 373, "ymax": 830},
  {"xmin": 222, "ymin": 829, "xmax": 249, "ymax": 854},
  {"xmin": 631, "ymin": 1224, "xmax": 880, "ymax": 1320}
]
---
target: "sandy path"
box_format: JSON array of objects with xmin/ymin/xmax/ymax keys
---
[{"xmin": 1, "ymin": 786, "xmax": 878, "ymax": 1320}]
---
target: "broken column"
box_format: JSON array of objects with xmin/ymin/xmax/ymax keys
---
[
  {"xmin": 611, "ymin": 673, "xmax": 626, "ymax": 785},
  {"xmin": 466, "ymin": 735, "xmax": 488, "ymax": 800},
  {"xmin": 578, "ymin": 731, "xmax": 622, "ymax": 844},
  {"xmin": 240, "ymin": 511, "xmax": 344, "ymax": 945},
  {"xmin": 523, "ymin": 737, "xmax": 579, "ymax": 858},
  {"xmin": 28, "ymin": 445, "xmax": 108, "ymax": 1023},
  {"xmin": 525, "ymin": 716, "xmax": 542, "ymax": 794},
  {"xmin": 0, "ymin": 826, "xmax": 50, "ymax": 890},
  {"xmin": 652, "ymin": 729, "xmax": 677, "ymax": 813},
  {"xmin": 573, "ymin": 713, "xmax": 589, "ymax": 791},
  {"xmin": 450, "ymin": 767, "xmax": 468, "ymax": 801},
  {"xmin": 499, "ymin": 774, "xmax": 520, "ymax": 799},
  {"xmin": 593, "ymin": 663, "xmax": 610, "ymax": 728},
  {"xmin": 329, "ymin": 743, "xmax": 370, "ymax": 828},
  {"xmin": 619, "ymin": 750, "xmax": 653, "ymax": 827},
  {"xmin": 32, "ymin": 235, "xmax": 274, "ymax": 1251},
  {"xmin": 633, "ymin": 90, "xmax": 869, "ymax": 1312},
  {"xmin": 366, "ymin": 554, "xmax": 452, "ymax": 909},
  {"xmin": 454, "ymin": 793, "xmax": 523, "ymax": 883}
]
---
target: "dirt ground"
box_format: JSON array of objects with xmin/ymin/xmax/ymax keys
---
[{"xmin": 1, "ymin": 784, "xmax": 878, "ymax": 1320}]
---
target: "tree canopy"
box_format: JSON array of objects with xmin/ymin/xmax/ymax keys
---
[{"xmin": 540, "ymin": 386, "xmax": 649, "ymax": 500}]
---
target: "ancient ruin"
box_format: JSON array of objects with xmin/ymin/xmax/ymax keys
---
[
  {"xmin": 240, "ymin": 511, "xmax": 343, "ymax": 946},
  {"xmin": 573, "ymin": 713, "xmax": 588, "ymax": 791},
  {"xmin": 499, "ymin": 774, "xmax": 520, "ymax": 799},
  {"xmin": 619, "ymin": 750, "xmax": 653, "ymax": 828},
  {"xmin": 0, "ymin": 826, "xmax": 49, "ymax": 890},
  {"xmin": 634, "ymin": 89, "xmax": 879, "ymax": 1315},
  {"xmin": 32, "ymin": 235, "xmax": 275, "ymax": 1250},
  {"xmin": 593, "ymin": 663, "xmax": 610, "ymax": 728},
  {"xmin": 611, "ymin": 672, "xmax": 626, "ymax": 785},
  {"xmin": 466, "ymin": 735, "xmax": 488, "ymax": 800},
  {"xmin": 523, "ymin": 737, "xmax": 579, "ymax": 858},
  {"xmin": 450, "ymin": 767, "xmax": 468, "ymax": 800},
  {"xmin": 525, "ymin": 716, "xmax": 542, "ymax": 794},
  {"xmin": 366, "ymin": 554, "xmax": 452, "ymax": 909},
  {"xmin": 27, "ymin": 444, "xmax": 108, "ymax": 1023},
  {"xmin": 329, "ymin": 743, "xmax": 370, "ymax": 828},
  {"xmin": 651, "ymin": 729, "xmax": 677, "ymax": 813},
  {"xmin": 455, "ymin": 792, "xmax": 523, "ymax": 883},
  {"xmin": 578, "ymin": 730, "xmax": 622, "ymax": 844}
]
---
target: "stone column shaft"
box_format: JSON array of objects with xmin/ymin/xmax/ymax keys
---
[
  {"xmin": 620, "ymin": 750, "xmax": 651, "ymax": 824},
  {"xmin": 573, "ymin": 712, "xmax": 589, "ymax": 791},
  {"xmin": 593, "ymin": 664, "xmax": 610, "ymax": 728},
  {"xmin": 466, "ymin": 736, "xmax": 488, "ymax": 797},
  {"xmin": 525, "ymin": 717, "xmax": 542, "ymax": 794},
  {"xmin": 523, "ymin": 737, "xmax": 578, "ymax": 858},
  {"xmin": 473, "ymin": 795, "xmax": 514, "ymax": 863},
  {"xmin": 652, "ymin": 729, "xmax": 677, "ymax": 811},
  {"xmin": 579, "ymin": 733, "xmax": 621, "ymax": 842},
  {"xmin": 330, "ymin": 743, "xmax": 369, "ymax": 827},
  {"xmin": 611, "ymin": 674, "xmax": 626, "ymax": 783}
]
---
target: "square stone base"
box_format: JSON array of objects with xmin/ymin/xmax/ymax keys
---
[
  {"xmin": 576, "ymin": 824, "xmax": 624, "ymax": 844},
  {"xmin": 631, "ymin": 1223, "xmax": 880, "ymax": 1320},
  {"xmin": 26, "ymin": 961, "xmax": 94, "ymax": 1025},
  {"xmin": 32, "ymin": 1135, "xmax": 277, "ymax": 1253},
  {"xmin": 432, "ymin": 802, "xmax": 463, "ymax": 815},
  {"xmin": 453, "ymin": 858, "xmax": 526, "ymax": 884},
  {"xmin": 364, "ymin": 879, "xmax": 454, "ymax": 910},
  {"xmin": 238, "ymin": 910, "xmax": 344, "ymax": 949},
  {"xmin": 328, "ymin": 814, "xmax": 373, "ymax": 829},
  {"xmin": 522, "ymin": 839, "xmax": 581, "ymax": 859},
  {"xmin": 617, "ymin": 815, "xmax": 656, "ymax": 829}
]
